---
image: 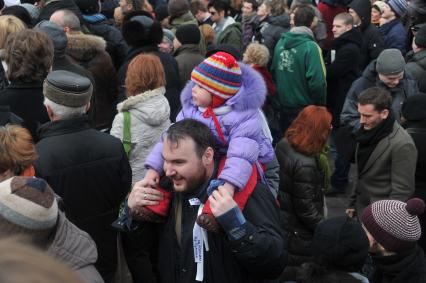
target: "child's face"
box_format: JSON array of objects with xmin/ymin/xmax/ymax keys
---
[{"xmin": 192, "ymin": 84, "xmax": 212, "ymax": 107}]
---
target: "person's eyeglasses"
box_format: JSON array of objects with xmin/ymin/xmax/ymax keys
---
[{"xmin": 411, "ymin": 26, "xmax": 420, "ymax": 32}]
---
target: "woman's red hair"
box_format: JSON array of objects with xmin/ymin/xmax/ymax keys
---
[{"xmin": 285, "ymin": 105, "xmax": 332, "ymax": 156}]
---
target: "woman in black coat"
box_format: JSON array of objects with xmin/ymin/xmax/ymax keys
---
[{"xmin": 276, "ymin": 105, "xmax": 332, "ymax": 280}]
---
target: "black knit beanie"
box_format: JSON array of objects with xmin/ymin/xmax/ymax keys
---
[{"xmin": 175, "ymin": 24, "xmax": 200, "ymax": 45}]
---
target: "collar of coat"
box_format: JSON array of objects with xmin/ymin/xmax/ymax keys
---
[{"xmin": 117, "ymin": 87, "xmax": 166, "ymax": 112}]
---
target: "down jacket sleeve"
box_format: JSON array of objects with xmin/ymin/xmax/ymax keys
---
[
  {"xmin": 219, "ymin": 110, "xmax": 262, "ymax": 190},
  {"xmin": 228, "ymin": 182, "xmax": 287, "ymax": 278}
]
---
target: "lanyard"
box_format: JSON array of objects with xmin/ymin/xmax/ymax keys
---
[{"xmin": 193, "ymin": 203, "xmax": 209, "ymax": 281}]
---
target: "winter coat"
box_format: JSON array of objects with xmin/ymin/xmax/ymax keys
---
[
  {"xmin": 371, "ymin": 245, "xmax": 426, "ymax": 283},
  {"xmin": 325, "ymin": 27, "xmax": 362, "ymax": 126},
  {"xmin": 259, "ymin": 14, "xmax": 291, "ymax": 57},
  {"xmin": 118, "ymin": 45, "xmax": 181, "ymax": 121},
  {"xmin": 66, "ymin": 32, "xmax": 118, "ymax": 131},
  {"xmin": 275, "ymin": 138, "xmax": 325, "ymax": 265},
  {"xmin": 379, "ymin": 19, "xmax": 407, "ymax": 55},
  {"xmin": 133, "ymin": 159, "xmax": 287, "ymax": 283},
  {"xmin": 84, "ymin": 16, "xmax": 129, "ymax": 69},
  {"xmin": 174, "ymin": 44, "xmax": 205, "ymax": 87},
  {"xmin": 348, "ymin": 0, "xmax": 385, "ymax": 70},
  {"xmin": 35, "ymin": 116, "xmax": 132, "ymax": 282},
  {"xmin": 145, "ymin": 63, "xmax": 275, "ymax": 190},
  {"xmin": 340, "ymin": 60, "xmax": 419, "ymax": 131},
  {"xmin": 0, "ymin": 81, "xmax": 49, "ymax": 140},
  {"xmin": 110, "ymin": 87, "xmax": 171, "ymax": 185},
  {"xmin": 403, "ymin": 119, "xmax": 426, "ymax": 252},
  {"xmin": 216, "ymin": 21, "xmax": 243, "ymax": 53},
  {"xmin": 49, "ymin": 212, "xmax": 104, "ymax": 283},
  {"xmin": 271, "ymin": 28, "xmax": 327, "ymax": 108},
  {"xmin": 349, "ymin": 122, "xmax": 417, "ymax": 216},
  {"xmin": 405, "ymin": 49, "xmax": 426, "ymax": 93}
]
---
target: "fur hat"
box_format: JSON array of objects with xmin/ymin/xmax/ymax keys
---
[
  {"xmin": 362, "ymin": 198, "xmax": 425, "ymax": 253},
  {"xmin": 122, "ymin": 11, "xmax": 163, "ymax": 47},
  {"xmin": 175, "ymin": 24, "xmax": 200, "ymax": 45},
  {"xmin": 0, "ymin": 176, "xmax": 58, "ymax": 244},
  {"xmin": 43, "ymin": 70, "xmax": 93, "ymax": 107},
  {"xmin": 191, "ymin": 52, "xmax": 242, "ymax": 107}
]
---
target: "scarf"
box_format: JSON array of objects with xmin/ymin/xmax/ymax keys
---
[
  {"xmin": 82, "ymin": 13, "xmax": 107, "ymax": 24},
  {"xmin": 355, "ymin": 112, "xmax": 395, "ymax": 174}
]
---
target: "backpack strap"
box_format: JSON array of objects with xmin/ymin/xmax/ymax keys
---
[{"xmin": 123, "ymin": 111, "xmax": 132, "ymax": 157}]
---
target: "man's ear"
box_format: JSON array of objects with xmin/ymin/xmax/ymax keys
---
[
  {"xmin": 85, "ymin": 102, "xmax": 91, "ymax": 113},
  {"xmin": 45, "ymin": 104, "xmax": 55, "ymax": 120},
  {"xmin": 381, "ymin": 109, "xmax": 390, "ymax": 120},
  {"xmin": 202, "ymin": 147, "xmax": 214, "ymax": 166}
]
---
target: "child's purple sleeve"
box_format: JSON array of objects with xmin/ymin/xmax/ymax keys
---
[{"xmin": 144, "ymin": 141, "xmax": 165, "ymax": 174}]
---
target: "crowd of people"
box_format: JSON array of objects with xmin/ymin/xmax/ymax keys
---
[{"xmin": 0, "ymin": 0, "xmax": 425, "ymax": 282}]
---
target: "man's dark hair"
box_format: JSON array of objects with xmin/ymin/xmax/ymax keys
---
[
  {"xmin": 243, "ymin": 0, "xmax": 258, "ymax": 11},
  {"xmin": 165, "ymin": 119, "xmax": 216, "ymax": 158},
  {"xmin": 208, "ymin": 0, "xmax": 230, "ymax": 15},
  {"xmin": 358, "ymin": 87, "xmax": 392, "ymax": 112},
  {"xmin": 294, "ymin": 5, "xmax": 316, "ymax": 27}
]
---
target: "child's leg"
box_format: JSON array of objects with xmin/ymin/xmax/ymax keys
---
[{"xmin": 198, "ymin": 164, "xmax": 258, "ymax": 232}]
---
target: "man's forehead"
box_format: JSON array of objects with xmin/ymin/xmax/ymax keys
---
[{"xmin": 163, "ymin": 136, "xmax": 196, "ymax": 155}]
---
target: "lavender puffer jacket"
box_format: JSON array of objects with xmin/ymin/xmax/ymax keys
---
[{"xmin": 145, "ymin": 63, "xmax": 274, "ymax": 189}]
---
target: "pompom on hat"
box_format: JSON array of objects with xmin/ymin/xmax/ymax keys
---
[
  {"xmin": 191, "ymin": 52, "xmax": 242, "ymax": 108},
  {"xmin": 361, "ymin": 198, "xmax": 425, "ymax": 253}
]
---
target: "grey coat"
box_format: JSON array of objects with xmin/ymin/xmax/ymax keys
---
[
  {"xmin": 349, "ymin": 122, "xmax": 417, "ymax": 216},
  {"xmin": 48, "ymin": 212, "xmax": 104, "ymax": 283}
]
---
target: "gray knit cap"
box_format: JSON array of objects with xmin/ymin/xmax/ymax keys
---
[
  {"xmin": 376, "ymin": 49, "xmax": 405, "ymax": 75},
  {"xmin": 43, "ymin": 70, "xmax": 93, "ymax": 107}
]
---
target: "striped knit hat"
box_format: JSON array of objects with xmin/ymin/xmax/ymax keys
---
[
  {"xmin": 0, "ymin": 177, "xmax": 58, "ymax": 244},
  {"xmin": 362, "ymin": 198, "xmax": 425, "ymax": 253},
  {"xmin": 191, "ymin": 52, "xmax": 242, "ymax": 108}
]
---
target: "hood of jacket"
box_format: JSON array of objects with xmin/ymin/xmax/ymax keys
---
[
  {"xmin": 170, "ymin": 11, "xmax": 198, "ymax": 27},
  {"xmin": 66, "ymin": 32, "xmax": 106, "ymax": 62},
  {"xmin": 349, "ymin": 0, "xmax": 371, "ymax": 31},
  {"xmin": 279, "ymin": 27, "xmax": 315, "ymax": 49},
  {"xmin": 407, "ymin": 49, "xmax": 426, "ymax": 70},
  {"xmin": 48, "ymin": 212, "xmax": 98, "ymax": 271},
  {"xmin": 331, "ymin": 27, "xmax": 363, "ymax": 49},
  {"xmin": 181, "ymin": 63, "xmax": 266, "ymax": 111},
  {"xmin": 117, "ymin": 87, "xmax": 170, "ymax": 126},
  {"xmin": 269, "ymin": 13, "xmax": 291, "ymax": 29}
]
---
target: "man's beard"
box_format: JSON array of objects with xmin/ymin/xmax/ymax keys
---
[{"xmin": 173, "ymin": 166, "xmax": 209, "ymax": 195}]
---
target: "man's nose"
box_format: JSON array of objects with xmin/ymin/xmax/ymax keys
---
[{"xmin": 164, "ymin": 164, "xmax": 175, "ymax": 177}]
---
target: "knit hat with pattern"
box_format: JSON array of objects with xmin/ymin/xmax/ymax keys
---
[
  {"xmin": 361, "ymin": 198, "xmax": 425, "ymax": 253},
  {"xmin": 191, "ymin": 52, "xmax": 242, "ymax": 108},
  {"xmin": 387, "ymin": 0, "xmax": 408, "ymax": 17},
  {"xmin": 0, "ymin": 176, "xmax": 58, "ymax": 245}
]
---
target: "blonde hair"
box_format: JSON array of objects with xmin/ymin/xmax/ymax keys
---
[
  {"xmin": 0, "ymin": 16, "xmax": 26, "ymax": 49},
  {"xmin": 244, "ymin": 42, "xmax": 270, "ymax": 67}
]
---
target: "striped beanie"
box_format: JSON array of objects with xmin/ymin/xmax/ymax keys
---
[
  {"xmin": 191, "ymin": 52, "xmax": 242, "ymax": 108},
  {"xmin": 387, "ymin": 0, "xmax": 408, "ymax": 17},
  {"xmin": 0, "ymin": 177, "xmax": 58, "ymax": 244},
  {"xmin": 362, "ymin": 198, "xmax": 425, "ymax": 253}
]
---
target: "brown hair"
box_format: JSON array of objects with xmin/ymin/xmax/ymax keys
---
[
  {"xmin": 4, "ymin": 29, "xmax": 54, "ymax": 84},
  {"xmin": 0, "ymin": 16, "xmax": 26, "ymax": 49},
  {"xmin": 0, "ymin": 125, "xmax": 37, "ymax": 175},
  {"xmin": 285, "ymin": 105, "xmax": 332, "ymax": 156},
  {"xmin": 0, "ymin": 238, "xmax": 83, "ymax": 283},
  {"xmin": 125, "ymin": 54, "xmax": 166, "ymax": 96}
]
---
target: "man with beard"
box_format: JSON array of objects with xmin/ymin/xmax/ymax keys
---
[
  {"xmin": 345, "ymin": 87, "xmax": 417, "ymax": 219},
  {"xmin": 126, "ymin": 119, "xmax": 287, "ymax": 283}
]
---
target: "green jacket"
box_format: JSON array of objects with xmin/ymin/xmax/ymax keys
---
[
  {"xmin": 216, "ymin": 22, "xmax": 242, "ymax": 53},
  {"xmin": 271, "ymin": 31, "xmax": 326, "ymax": 108}
]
